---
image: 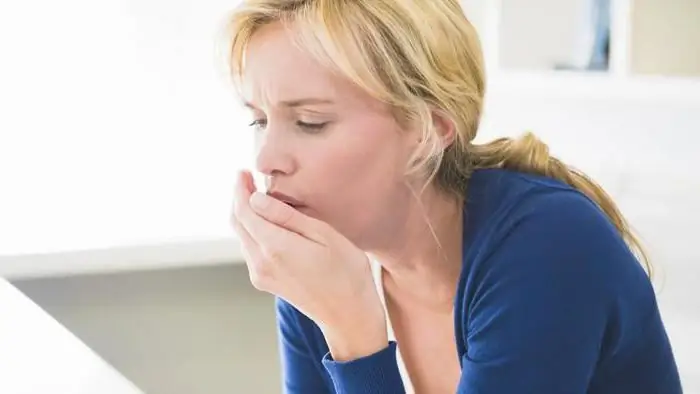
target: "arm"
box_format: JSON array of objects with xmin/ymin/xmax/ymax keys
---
[
  {"xmin": 235, "ymin": 173, "xmax": 405, "ymax": 394},
  {"xmin": 277, "ymin": 297, "xmax": 406, "ymax": 394},
  {"xmin": 276, "ymin": 297, "xmax": 332, "ymax": 394},
  {"xmin": 456, "ymin": 191, "xmax": 644, "ymax": 393},
  {"xmin": 321, "ymin": 342, "xmax": 405, "ymax": 394}
]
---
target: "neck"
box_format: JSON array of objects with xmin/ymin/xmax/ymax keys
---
[{"xmin": 367, "ymin": 185, "xmax": 464, "ymax": 312}]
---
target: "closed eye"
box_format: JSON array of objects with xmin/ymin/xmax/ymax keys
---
[
  {"xmin": 296, "ymin": 121, "xmax": 328, "ymax": 133},
  {"xmin": 247, "ymin": 119, "xmax": 327, "ymax": 133},
  {"xmin": 248, "ymin": 119, "xmax": 267, "ymax": 131}
]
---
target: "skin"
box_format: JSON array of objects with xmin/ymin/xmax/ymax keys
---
[{"xmin": 233, "ymin": 22, "xmax": 463, "ymax": 393}]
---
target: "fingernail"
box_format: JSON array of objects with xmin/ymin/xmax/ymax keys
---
[{"xmin": 250, "ymin": 192, "xmax": 270, "ymax": 210}]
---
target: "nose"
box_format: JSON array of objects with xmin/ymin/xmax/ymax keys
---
[{"xmin": 254, "ymin": 126, "xmax": 296, "ymax": 179}]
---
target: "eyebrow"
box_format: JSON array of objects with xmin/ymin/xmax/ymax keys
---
[{"xmin": 244, "ymin": 98, "xmax": 335, "ymax": 109}]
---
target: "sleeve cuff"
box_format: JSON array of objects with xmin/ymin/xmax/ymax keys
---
[{"xmin": 321, "ymin": 341, "xmax": 405, "ymax": 394}]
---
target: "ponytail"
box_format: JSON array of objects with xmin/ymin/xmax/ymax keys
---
[{"xmin": 470, "ymin": 132, "xmax": 652, "ymax": 278}]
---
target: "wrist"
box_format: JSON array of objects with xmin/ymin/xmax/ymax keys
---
[
  {"xmin": 319, "ymin": 268, "xmax": 389, "ymax": 362},
  {"xmin": 321, "ymin": 318, "xmax": 388, "ymax": 362}
]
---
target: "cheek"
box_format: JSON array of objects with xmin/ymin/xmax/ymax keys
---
[{"xmin": 303, "ymin": 123, "xmax": 411, "ymax": 241}]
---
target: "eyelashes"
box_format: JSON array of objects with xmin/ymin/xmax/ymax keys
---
[
  {"xmin": 248, "ymin": 119, "xmax": 266, "ymax": 131},
  {"xmin": 296, "ymin": 121, "xmax": 328, "ymax": 132},
  {"xmin": 247, "ymin": 119, "xmax": 329, "ymax": 134}
]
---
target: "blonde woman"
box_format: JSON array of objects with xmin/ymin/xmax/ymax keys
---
[{"xmin": 228, "ymin": 1, "xmax": 682, "ymax": 393}]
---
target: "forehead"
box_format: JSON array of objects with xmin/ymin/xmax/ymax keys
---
[
  {"xmin": 240, "ymin": 22, "xmax": 385, "ymax": 113},
  {"xmin": 241, "ymin": 23, "xmax": 335, "ymax": 103}
]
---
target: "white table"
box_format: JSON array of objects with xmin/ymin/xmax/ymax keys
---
[{"xmin": 0, "ymin": 279, "xmax": 143, "ymax": 394}]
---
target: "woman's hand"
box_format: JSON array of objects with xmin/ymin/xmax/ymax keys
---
[{"xmin": 231, "ymin": 171, "xmax": 388, "ymax": 361}]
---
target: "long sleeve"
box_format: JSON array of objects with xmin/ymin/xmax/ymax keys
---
[
  {"xmin": 276, "ymin": 297, "xmax": 332, "ymax": 394},
  {"xmin": 277, "ymin": 295, "xmax": 405, "ymax": 394},
  {"xmin": 321, "ymin": 341, "xmax": 405, "ymax": 394}
]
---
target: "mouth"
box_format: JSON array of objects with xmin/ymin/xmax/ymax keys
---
[
  {"xmin": 282, "ymin": 202, "xmax": 308, "ymax": 212},
  {"xmin": 266, "ymin": 191, "xmax": 306, "ymax": 210}
]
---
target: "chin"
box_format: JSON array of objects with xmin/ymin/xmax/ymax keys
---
[
  {"xmin": 302, "ymin": 206, "xmax": 374, "ymax": 246},
  {"xmin": 336, "ymin": 222, "xmax": 376, "ymax": 249}
]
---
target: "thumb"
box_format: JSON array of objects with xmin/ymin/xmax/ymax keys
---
[
  {"xmin": 240, "ymin": 170, "xmax": 256, "ymax": 194},
  {"xmin": 249, "ymin": 191, "xmax": 325, "ymax": 244}
]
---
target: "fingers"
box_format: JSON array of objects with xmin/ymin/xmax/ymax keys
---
[
  {"xmin": 242, "ymin": 170, "xmax": 256, "ymax": 194},
  {"xmin": 234, "ymin": 170, "xmax": 255, "ymax": 203},
  {"xmin": 249, "ymin": 192, "xmax": 325, "ymax": 244},
  {"xmin": 231, "ymin": 214, "xmax": 271, "ymax": 291},
  {"xmin": 231, "ymin": 171, "xmax": 269, "ymax": 286},
  {"xmin": 232, "ymin": 171, "xmax": 252, "ymax": 221},
  {"xmin": 231, "ymin": 213, "xmax": 258, "ymax": 261},
  {"xmin": 233, "ymin": 170, "xmax": 301, "ymax": 251},
  {"xmin": 233, "ymin": 169, "xmax": 325, "ymax": 244}
]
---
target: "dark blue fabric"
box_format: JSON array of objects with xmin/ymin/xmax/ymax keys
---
[{"xmin": 275, "ymin": 168, "xmax": 683, "ymax": 393}]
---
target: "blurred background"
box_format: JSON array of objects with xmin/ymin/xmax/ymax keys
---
[{"xmin": 0, "ymin": 0, "xmax": 698, "ymax": 393}]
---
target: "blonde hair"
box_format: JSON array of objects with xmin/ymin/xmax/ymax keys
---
[{"xmin": 226, "ymin": 0, "xmax": 651, "ymax": 277}]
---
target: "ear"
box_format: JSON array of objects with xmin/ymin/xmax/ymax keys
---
[
  {"xmin": 402, "ymin": 108, "xmax": 456, "ymax": 167},
  {"xmin": 432, "ymin": 109, "xmax": 456, "ymax": 149}
]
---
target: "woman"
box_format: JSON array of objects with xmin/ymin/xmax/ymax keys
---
[{"xmin": 228, "ymin": 1, "xmax": 683, "ymax": 393}]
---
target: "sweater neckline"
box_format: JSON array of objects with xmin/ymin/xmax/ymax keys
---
[{"xmin": 371, "ymin": 259, "xmax": 416, "ymax": 394}]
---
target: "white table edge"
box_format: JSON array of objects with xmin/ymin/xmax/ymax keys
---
[{"xmin": 0, "ymin": 237, "xmax": 246, "ymax": 280}]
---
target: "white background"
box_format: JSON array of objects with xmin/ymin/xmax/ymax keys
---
[{"xmin": 0, "ymin": 0, "xmax": 250, "ymax": 256}]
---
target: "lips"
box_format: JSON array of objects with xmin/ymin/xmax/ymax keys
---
[{"xmin": 266, "ymin": 191, "xmax": 306, "ymax": 209}]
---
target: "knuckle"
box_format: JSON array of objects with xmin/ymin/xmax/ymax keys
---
[
  {"xmin": 230, "ymin": 218, "xmax": 243, "ymax": 235},
  {"xmin": 248, "ymin": 271, "xmax": 266, "ymax": 290},
  {"xmin": 247, "ymin": 261, "xmax": 273, "ymax": 291},
  {"xmin": 233, "ymin": 202, "xmax": 246, "ymax": 219},
  {"xmin": 314, "ymin": 220, "xmax": 331, "ymax": 236},
  {"xmin": 262, "ymin": 244, "xmax": 284, "ymax": 263},
  {"xmin": 277, "ymin": 206, "xmax": 295, "ymax": 227}
]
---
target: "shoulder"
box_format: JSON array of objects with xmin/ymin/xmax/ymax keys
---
[
  {"xmin": 465, "ymin": 168, "xmax": 637, "ymax": 269},
  {"xmin": 458, "ymin": 168, "xmax": 655, "ymax": 328},
  {"xmin": 464, "ymin": 181, "xmax": 632, "ymax": 291},
  {"xmin": 454, "ymin": 171, "xmax": 674, "ymax": 392}
]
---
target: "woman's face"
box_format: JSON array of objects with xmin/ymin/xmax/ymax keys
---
[{"xmin": 241, "ymin": 22, "xmax": 420, "ymax": 248}]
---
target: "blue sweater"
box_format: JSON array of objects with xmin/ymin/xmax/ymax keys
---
[{"xmin": 275, "ymin": 169, "xmax": 683, "ymax": 393}]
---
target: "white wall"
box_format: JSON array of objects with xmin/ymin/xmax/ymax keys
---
[
  {"xmin": 0, "ymin": 0, "xmax": 248, "ymax": 256},
  {"xmin": 498, "ymin": 0, "xmax": 593, "ymax": 70},
  {"xmin": 631, "ymin": 0, "xmax": 700, "ymax": 76},
  {"xmin": 491, "ymin": 0, "xmax": 700, "ymax": 76}
]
